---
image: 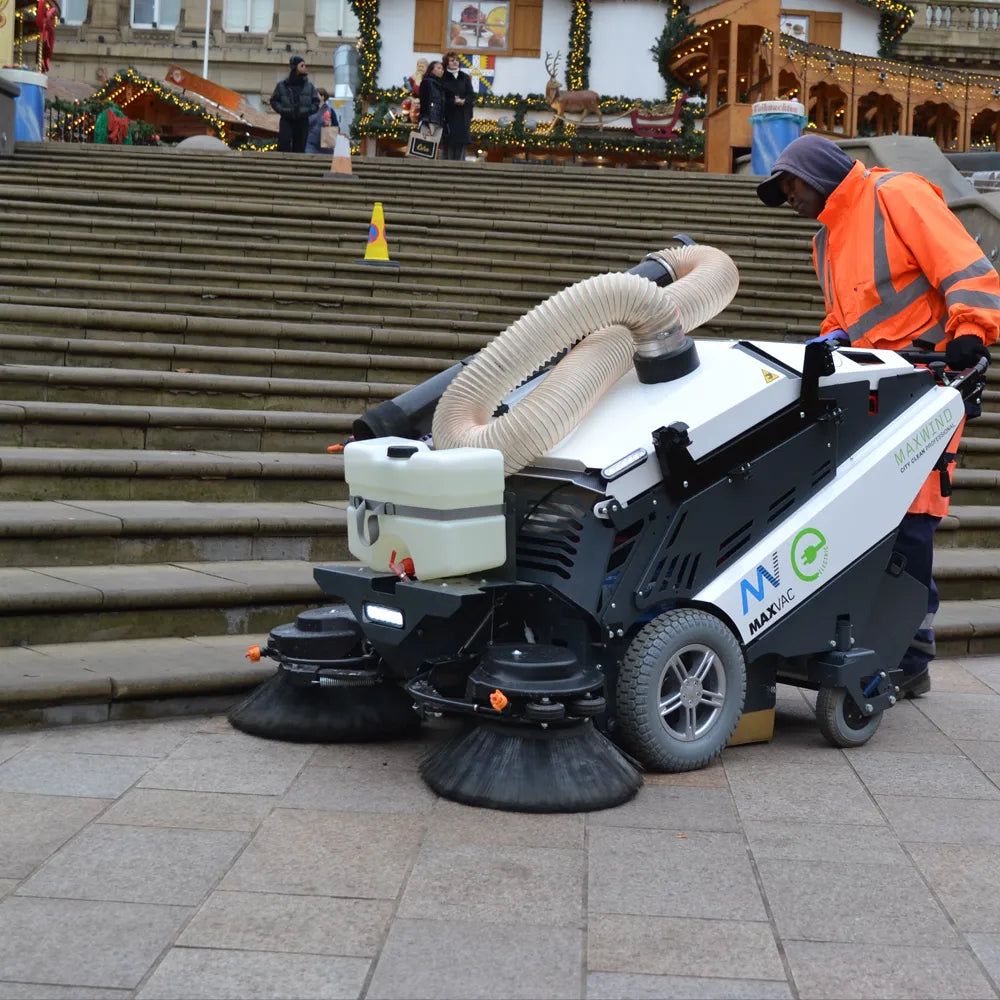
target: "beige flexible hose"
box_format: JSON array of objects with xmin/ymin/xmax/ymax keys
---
[{"xmin": 432, "ymin": 244, "xmax": 740, "ymax": 474}]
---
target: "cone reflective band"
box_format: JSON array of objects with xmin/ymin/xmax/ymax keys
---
[
  {"xmin": 365, "ymin": 202, "xmax": 390, "ymax": 261},
  {"xmin": 358, "ymin": 202, "xmax": 400, "ymax": 267}
]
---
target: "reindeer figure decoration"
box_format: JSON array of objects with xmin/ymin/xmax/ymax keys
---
[{"xmin": 544, "ymin": 51, "xmax": 603, "ymax": 130}]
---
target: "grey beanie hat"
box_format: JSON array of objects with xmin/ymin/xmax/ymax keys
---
[{"xmin": 757, "ymin": 134, "xmax": 855, "ymax": 206}]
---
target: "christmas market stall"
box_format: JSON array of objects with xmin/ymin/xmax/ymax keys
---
[
  {"xmin": 669, "ymin": 0, "xmax": 1000, "ymax": 170},
  {"xmin": 45, "ymin": 67, "xmax": 279, "ymax": 148}
]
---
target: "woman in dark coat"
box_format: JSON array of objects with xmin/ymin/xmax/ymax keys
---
[
  {"xmin": 440, "ymin": 51, "xmax": 476, "ymax": 160},
  {"xmin": 418, "ymin": 60, "xmax": 446, "ymax": 143}
]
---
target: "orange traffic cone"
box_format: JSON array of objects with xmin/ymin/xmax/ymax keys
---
[
  {"xmin": 324, "ymin": 133, "xmax": 359, "ymax": 182},
  {"xmin": 357, "ymin": 201, "xmax": 400, "ymax": 268}
]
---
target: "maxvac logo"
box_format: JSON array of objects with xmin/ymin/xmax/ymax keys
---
[
  {"xmin": 741, "ymin": 553, "xmax": 781, "ymax": 614},
  {"xmin": 791, "ymin": 527, "xmax": 829, "ymax": 582},
  {"xmin": 741, "ymin": 553, "xmax": 796, "ymax": 635}
]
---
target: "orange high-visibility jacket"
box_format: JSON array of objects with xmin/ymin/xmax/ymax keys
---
[{"xmin": 813, "ymin": 162, "xmax": 1000, "ymax": 516}]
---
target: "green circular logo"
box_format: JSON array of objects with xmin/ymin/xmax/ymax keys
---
[{"xmin": 791, "ymin": 527, "xmax": 829, "ymax": 582}]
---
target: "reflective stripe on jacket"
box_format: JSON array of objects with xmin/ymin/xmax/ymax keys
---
[{"xmin": 813, "ymin": 162, "xmax": 1000, "ymax": 352}]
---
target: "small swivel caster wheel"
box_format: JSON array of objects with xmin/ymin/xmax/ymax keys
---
[{"xmin": 816, "ymin": 686, "xmax": 882, "ymax": 748}]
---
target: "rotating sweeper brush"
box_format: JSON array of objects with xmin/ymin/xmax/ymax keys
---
[{"xmin": 229, "ymin": 239, "xmax": 986, "ymax": 813}]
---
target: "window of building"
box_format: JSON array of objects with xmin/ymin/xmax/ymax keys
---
[
  {"xmin": 448, "ymin": 1, "xmax": 509, "ymax": 51},
  {"xmin": 315, "ymin": 0, "xmax": 360, "ymax": 37},
  {"xmin": 61, "ymin": 0, "xmax": 88, "ymax": 25},
  {"xmin": 223, "ymin": 0, "xmax": 275, "ymax": 33},
  {"xmin": 131, "ymin": 0, "xmax": 180, "ymax": 28},
  {"xmin": 414, "ymin": 0, "xmax": 539, "ymax": 57}
]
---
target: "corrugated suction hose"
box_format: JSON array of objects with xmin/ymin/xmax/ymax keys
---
[{"xmin": 431, "ymin": 244, "xmax": 740, "ymax": 474}]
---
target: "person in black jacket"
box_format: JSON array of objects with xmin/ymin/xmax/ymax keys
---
[
  {"xmin": 270, "ymin": 55, "xmax": 320, "ymax": 153},
  {"xmin": 441, "ymin": 51, "xmax": 475, "ymax": 161},
  {"xmin": 418, "ymin": 60, "xmax": 446, "ymax": 144}
]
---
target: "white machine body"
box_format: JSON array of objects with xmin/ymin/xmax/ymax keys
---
[
  {"xmin": 698, "ymin": 384, "xmax": 959, "ymax": 643},
  {"xmin": 347, "ymin": 341, "xmax": 961, "ymax": 635},
  {"xmin": 536, "ymin": 340, "xmax": 942, "ymax": 512},
  {"xmin": 530, "ymin": 340, "xmax": 962, "ymax": 643}
]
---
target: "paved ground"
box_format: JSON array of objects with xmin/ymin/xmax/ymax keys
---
[{"xmin": 2, "ymin": 656, "xmax": 1000, "ymax": 999}]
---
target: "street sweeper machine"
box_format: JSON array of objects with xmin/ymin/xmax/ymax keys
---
[{"xmin": 230, "ymin": 240, "xmax": 987, "ymax": 813}]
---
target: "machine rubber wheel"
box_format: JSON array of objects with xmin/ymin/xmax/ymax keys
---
[
  {"xmin": 615, "ymin": 608, "xmax": 746, "ymax": 771},
  {"xmin": 816, "ymin": 686, "xmax": 882, "ymax": 748}
]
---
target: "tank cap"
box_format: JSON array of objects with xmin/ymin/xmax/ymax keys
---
[{"xmin": 386, "ymin": 445, "xmax": 419, "ymax": 459}]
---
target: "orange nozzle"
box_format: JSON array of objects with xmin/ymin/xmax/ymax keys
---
[
  {"xmin": 490, "ymin": 689, "xmax": 508, "ymax": 712},
  {"xmin": 327, "ymin": 443, "xmax": 345, "ymax": 453},
  {"xmin": 245, "ymin": 645, "xmax": 261, "ymax": 662},
  {"xmin": 389, "ymin": 550, "xmax": 414, "ymax": 581}
]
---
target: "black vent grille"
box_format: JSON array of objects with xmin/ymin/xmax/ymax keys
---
[
  {"xmin": 717, "ymin": 519, "xmax": 753, "ymax": 566},
  {"xmin": 516, "ymin": 497, "xmax": 587, "ymax": 580},
  {"xmin": 768, "ymin": 487, "xmax": 796, "ymax": 523},
  {"xmin": 652, "ymin": 551, "xmax": 701, "ymax": 595},
  {"xmin": 811, "ymin": 459, "xmax": 833, "ymax": 487}
]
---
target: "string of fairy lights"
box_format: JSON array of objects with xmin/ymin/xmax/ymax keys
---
[{"xmin": 567, "ymin": 0, "xmax": 591, "ymax": 91}]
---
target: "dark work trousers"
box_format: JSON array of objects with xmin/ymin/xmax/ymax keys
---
[
  {"xmin": 441, "ymin": 143, "xmax": 467, "ymax": 160},
  {"xmin": 895, "ymin": 512, "xmax": 941, "ymax": 675},
  {"xmin": 278, "ymin": 117, "xmax": 310, "ymax": 153}
]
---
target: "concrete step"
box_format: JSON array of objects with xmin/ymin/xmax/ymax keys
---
[
  {"xmin": 0, "ymin": 500, "xmax": 349, "ymax": 566},
  {"xmin": 0, "ymin": 260, "xmax": 826, "ymax": 312},
  {"xmin": 0, "ymin": 207, "xmax": 813, "ymax": 272},
  {"xmin": 946, "ymin": 468, "xmax": 1000, "ymax": 506},
  {"xmin": 938, "ymin": 505, "xmax": 1000, "ymax": 547},
  {"xmin": 0, "ymin": 400, "xmax": 353, "ymax": 452},
  {"xmin": 0, "ymin": 173, "xmax": 816, "ymax": 240},
  {"xmin": 0, "ymin": 446, "xmax": 346, "ymax": 502},
  {"xmin": 0, "ymin": 364, "xmax": 402, "ymax": 413},
  {"xmin": 0, "ymin": 558, "xmax": 329, "ymax": 647},
  {"xmin": 956, "ymin": 435, "xmax": 1000, "ymax": 469},
  {"xmin": 0, "ymin": 299, "xmax": 822, "ymax": 352},
  {"xmin": 0, "ymin": 282, "xmax": 531, "ymax": 328},
  {"xmin": 933, "ymin": 547, "xmax": 1000, "ymax": 601},
  {"xmin": 0, "ymin": 632, "xmax": 270, "ymax": 728},
  {"xmin": 0, "ymin": 277, "xmax": 829, "ymax": 335},
  {"xmin": 0, "ymin": 302, "xmax": 496, "ymax": 358},
  {"xmin": 0, "ymin": 333, "xmax": 453, "ymax": 384},
  {"xmin": 936, "ymin": 598, "xmax": 1000, "ymax": 656}
]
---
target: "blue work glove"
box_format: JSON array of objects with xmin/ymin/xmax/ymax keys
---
[{"xmin": 805, "ymin": 329, "xmax": 850, "ymax": 347}]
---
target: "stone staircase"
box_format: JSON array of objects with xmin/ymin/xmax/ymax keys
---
[{"xmin": 1, "ymin": 142, "xmax": 998, "ymax": 668}]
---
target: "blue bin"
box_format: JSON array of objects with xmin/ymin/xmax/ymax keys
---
[
  {"xmin": 0, "ymin": 70, "xmax": 48, "ymax": 142},
  {"xmin": 749, "ymin": 101, "xmax": 806, "ymax": 175}
]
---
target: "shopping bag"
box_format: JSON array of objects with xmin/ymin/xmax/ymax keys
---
[
  {"xmin": 320, "ymin": 124, "xmax": 339, "ymax": 149},
  {"xmin": 407, "ymin": 130, "xmax": 440, "ymax": 159}
]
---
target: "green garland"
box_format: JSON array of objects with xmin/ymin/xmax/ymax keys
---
[
  {"xmin": 868, "ymin": 0, "xmax": 915, "ymax": 56},
  {"xmin": 567, "ymin": 0, "xmax": 591, "ymax": 90},
  {"xmin": 351, "ymin": 0, "xmax": 380, "ymax": 97},
  {"xmin": 356, "ymin": 114, "xmax": 703, "ymax": 157},
  {"xmin": 651, "ymin": 0, "xmax": 697, "ymax": 99}
]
